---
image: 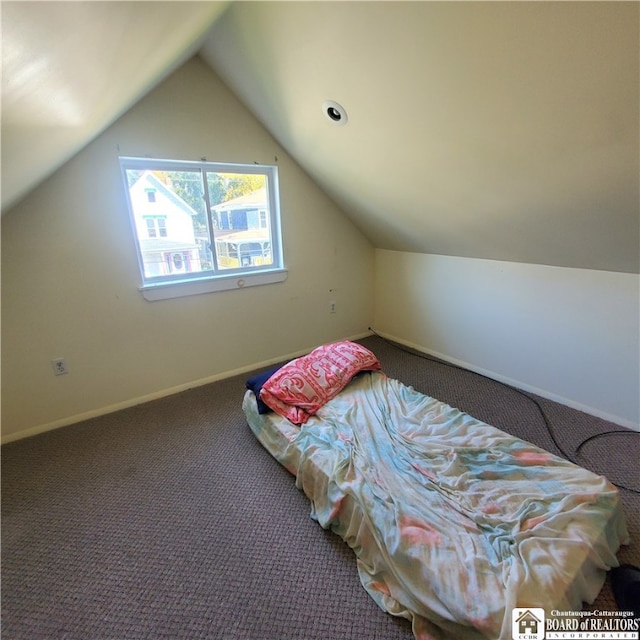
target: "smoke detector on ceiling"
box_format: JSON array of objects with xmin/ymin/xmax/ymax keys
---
[{"xmin": 322, "ymin": 100, "xmax": 348, "ymax": 125}]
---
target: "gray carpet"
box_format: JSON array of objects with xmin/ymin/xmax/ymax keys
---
[{"xmin": 2, "ymin": 335, "xmax": 638, "ymax": 639}]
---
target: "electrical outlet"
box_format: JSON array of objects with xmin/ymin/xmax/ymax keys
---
[
  {"xmin": 51, "ymin": 358, "xmax": 68, "ymax": 376},
  {"xmin": 329, "ymin": 301, "xmax": 337, "ymax": 314}
]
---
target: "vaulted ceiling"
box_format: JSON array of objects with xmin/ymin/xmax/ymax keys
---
[
  {"xmin": 1, "ymin": 1, "xmax": 228, "ymax": 211},
  {"xmin": 3, "ymin": 1, "xmax": 638, "ymax": 273}
]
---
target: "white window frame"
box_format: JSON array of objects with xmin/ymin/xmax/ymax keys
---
[{"xmin": 120, "ymin": 157, "xmax": 287, "ymax": 301}]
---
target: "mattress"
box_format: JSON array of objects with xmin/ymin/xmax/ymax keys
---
[{"xmin": 243, "ymin": 370, "xmax": 629, "ymax": 640}]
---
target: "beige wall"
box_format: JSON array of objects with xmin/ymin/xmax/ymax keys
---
[
  {"xmin": 1, "ymin": 57, "xmax": 374, "ymax": 442},
  {"xmin": 374, "ymin": 250, "xmax": 640, "ymax": 430},
  {"xmin": 3, "ymin": 55, "xmax": 637, "ymax": 442}
]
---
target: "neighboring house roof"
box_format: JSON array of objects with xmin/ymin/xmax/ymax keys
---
[
  {"xmin": 133, "ymin": 171, "xmax": 200, "ymax": 218},
  {"xmin": 215, "ymin": 229, "xmax": 270, "ymax": 243},
  {"xmin": 212, "ymin": 187, "xmax": 266, "ymax": 211}
]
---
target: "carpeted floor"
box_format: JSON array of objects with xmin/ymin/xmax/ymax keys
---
[{"xmin": 2, "ymin": 335, "xmax": 638, "ymax": 639}]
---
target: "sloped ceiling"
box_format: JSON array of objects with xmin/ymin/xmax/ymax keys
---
[
  {"xmin": 1, "ymin": 1, "xmax": 228, "ymax": 211},
  {"xmin": 3, "ymin": 2, "xmax": 639, "ymax": 273},
  {"xmin": 200, "ymin": 1, "xmax": 639, "ymax": 273}
]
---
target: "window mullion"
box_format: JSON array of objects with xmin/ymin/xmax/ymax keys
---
[{"xmin": 200, "ymin": 169, "xmax": 220, "ymax": 272}]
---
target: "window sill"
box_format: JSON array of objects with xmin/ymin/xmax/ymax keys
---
[{"xmin": 139, "ymin": 268, "xmax": 288, "ymax": 301}]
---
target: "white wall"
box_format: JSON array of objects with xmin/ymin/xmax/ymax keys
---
[
  {"xmin": 374, "ymin": 250, "xmax": 640, "ymax": 429},
  {"xmin": 1, "ymin": 57, "xmax": 374, "ymax": 442}
]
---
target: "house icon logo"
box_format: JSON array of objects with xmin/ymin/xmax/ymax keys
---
[{"xmin": 512, "ymin": 608, "xmax": 545, "ymax": 640}]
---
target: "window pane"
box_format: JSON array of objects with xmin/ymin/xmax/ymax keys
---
[
  {"xmin": 121, "ymin": 157, "xmax": 284, "ymax": 297},
  {"xmin": 125, "ymin": 169, "xmax": 213, "ymax": 280},
  {"xmin": 207, "ymin": 172, "xmax": 273, "ymax": 271}
]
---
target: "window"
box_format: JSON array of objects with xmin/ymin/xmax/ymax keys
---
[
  {"xmin": 120, "ymin": 157, "xmax": 286, "ymax": 301},
  {"xmin": 145, "ymin": 217, "xmax": 167, "ymax": 238}
]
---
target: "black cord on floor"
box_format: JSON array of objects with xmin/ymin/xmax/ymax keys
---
[{"xmin": 368, "ymin": 328, "xmax": 639, "ymax": 494}]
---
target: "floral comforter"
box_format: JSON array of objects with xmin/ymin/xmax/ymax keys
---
[{"xmin": 243, "ymin": 371, "xmax": 628, "ymax": 640}]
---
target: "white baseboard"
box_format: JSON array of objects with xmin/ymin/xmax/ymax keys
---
[
  {"xmin": 1, "ymin": 331, "xmax": 371, "ymax": 444},
  {"xmin": 373, "ymin": 330, "xmax": 640, "ymax": 432}
]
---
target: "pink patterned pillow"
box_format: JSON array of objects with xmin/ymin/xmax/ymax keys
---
[{"xmin": 260, "ymin": 341, "xmax": 382, "ymax": 424}]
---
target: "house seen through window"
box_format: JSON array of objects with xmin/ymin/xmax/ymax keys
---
[{"xmin": 120, "ymin": 157, "xmax": 285, "ymax": 300}]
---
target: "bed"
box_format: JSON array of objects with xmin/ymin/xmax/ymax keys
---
[{"xmin": 242, "ymin": 341, "xmax": 629, "ymax": 640}]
